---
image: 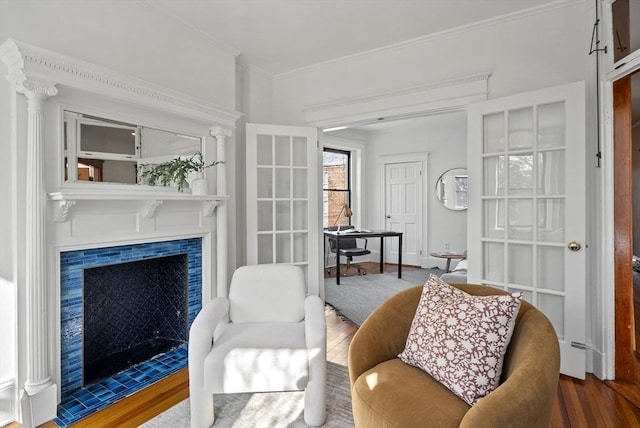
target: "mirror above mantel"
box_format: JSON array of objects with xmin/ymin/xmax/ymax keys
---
[{"xmin": 63, "ymin": 110, "xmax": 203, "ymax": 186}]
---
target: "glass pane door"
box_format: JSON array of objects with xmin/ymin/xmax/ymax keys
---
[
  {"xmin": 246, "ymin": 124, "xmax": 320, "ymax": 295},
  {"xmin": 468, "ymin": 81, "xmax": 586, "ymax": 379}
]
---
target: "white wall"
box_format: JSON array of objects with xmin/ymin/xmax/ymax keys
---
[
  {"xmin": 271, "ymin": 2, "xmax": 588, "ymax": 125},
  {"xmin": 0, "ymin": 1, "xmax": 237, "ymax": 109},
  {"xmin": 363, "ymin": 112, "xmax": 468, "ymax": 269}
]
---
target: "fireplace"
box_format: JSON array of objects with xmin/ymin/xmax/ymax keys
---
[{"xmin": 57, "ymin": 238, "xmax": 202, "ymax": 426}]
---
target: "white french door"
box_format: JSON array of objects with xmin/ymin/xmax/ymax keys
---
[
  {"xmin": 467, "ymin": 81, "xmax": 586, "ymax": 379},
  {"xmin": 384, "ymin": 161, "xmax": 423, "ymax": 266},
  {"xmin": 246, "ymin": 123, "xmax": 322, "ymax": 296}
]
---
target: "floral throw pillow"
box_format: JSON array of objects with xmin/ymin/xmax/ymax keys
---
[{"xmin": 398, "ymin": 275, "xmax": 521, "ymax": 406}]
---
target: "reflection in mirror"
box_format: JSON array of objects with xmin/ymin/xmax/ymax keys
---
[
  {"xmin": 63, "ymin": 111, "xmax": 202, "ymax": 185},
  {"xmin": 436, "ymin": 168, "xmax": 468, "ymax": 210}
]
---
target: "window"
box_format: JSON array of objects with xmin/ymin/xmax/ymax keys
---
[
  {"xmin": 611, "ymin": 0, "xmax": 640, "ymax": 65},
  {"xmin": 323, "ymin": 148, "xmax": 351, "ymax": 227}
]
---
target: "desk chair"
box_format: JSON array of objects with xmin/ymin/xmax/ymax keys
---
[{"xmin": 326, "ymin": 226, "xmax": 371, "ymax": 276}]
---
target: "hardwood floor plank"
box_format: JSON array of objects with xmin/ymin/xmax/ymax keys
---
[
  {"xmin": 560, "ymin": 377, "xmax": 590, "ymax": 427},
  {"xmin": 70, "ymin": 368, "xmax": 188, "ymax": 427}
]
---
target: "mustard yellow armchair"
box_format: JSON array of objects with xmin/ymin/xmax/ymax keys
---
[{"xmin": 348, "ymin": 284, "xmax": 560, "ymax": 428}]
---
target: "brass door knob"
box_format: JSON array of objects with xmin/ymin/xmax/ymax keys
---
[{"xmin": 568, "ymin": 241, "xmax": 581, "ymax": 251}]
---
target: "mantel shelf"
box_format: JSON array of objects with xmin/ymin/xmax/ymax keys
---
[{"xmin": 48, "ymin": 190, "xmax": 228, "ymax": 222}]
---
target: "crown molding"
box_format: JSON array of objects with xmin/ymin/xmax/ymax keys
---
[
  {"xmin": 237, "ymin": 63, "xmax": 274, "ymax": 80},
  {"xmin": 275, "ymin": 0, "xmax": 584, "ymax": 80},
  {"xmin": 0, "ymin": 38, "xmax": 243, "ymax": 127},
  {"xmin": 305, "ymin": 72, "xmax": 490, "ymax": 112},
  {"xmin": 142, "ymin": 0, "xmax": 241, "ymax": 58}
]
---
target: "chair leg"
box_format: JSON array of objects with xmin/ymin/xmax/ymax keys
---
[
  {"xmin": 344, "ymin": 257, "xmax": 352, "ymax": 276},
  {"xmin": 189, "ymin": 384, "xmax": 215, "ymax": 428}
]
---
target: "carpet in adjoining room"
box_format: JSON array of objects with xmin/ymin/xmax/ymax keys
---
[{"xmin": 324, "ymin": 268, "xmax": 442, "ymax": 326}]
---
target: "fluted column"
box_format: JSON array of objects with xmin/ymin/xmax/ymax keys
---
[
  {"xmin": 210, "ymin": 126, "xmax": 233, "ymax": 296},
  {"xmin": 21, "ymin": 80, "xmax": 58, "ymax": 395}
]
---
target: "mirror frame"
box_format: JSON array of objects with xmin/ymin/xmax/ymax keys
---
[{"xmin": 435, "ymin": 167, "xmax": 468, "ymax": 211}]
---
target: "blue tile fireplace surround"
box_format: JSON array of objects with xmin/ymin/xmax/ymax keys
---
[{"xmin": 56, "ymin": 238, "xmax": 202, "ymax": 427}]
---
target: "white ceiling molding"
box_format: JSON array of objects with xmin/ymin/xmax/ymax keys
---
[
  {"xmin": 237, "ymin": 63, "xmax": 273, "ymax": 79},
  {"xmin": 0, "ymin": 38, "xmax": 243, "ymax": 128},
  {"xmin": 142, "ymin": 0, "xmax": 241, "ymax": 58},
  {"xmin": 276, "ymin": 0, "xmax": 583, "ymax": 80},
  {"xmin": 304, "ymin": 72, "xmax": 490, "ymax": 129}
]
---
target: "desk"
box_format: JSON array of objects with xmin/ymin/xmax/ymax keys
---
[
  {"xmin": 430, "ymin": 252, "xmax": 465, "ymax": 272},
  {"xmin": 324, "ymin": 230, "xmax": 403, "ymax": 285}
]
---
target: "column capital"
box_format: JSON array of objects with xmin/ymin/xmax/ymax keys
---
[
  {"xmin": 21, "ymin": 79, "xmax": 58, "ymax": 101},
  {"xmin": 209, "ymin": 126, "xmax": 233, "ymax": 140}
]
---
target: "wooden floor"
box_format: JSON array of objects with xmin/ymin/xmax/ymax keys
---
[{"xmin": 5, "ymin": 265, "xmax": 640, "ymax": 427}]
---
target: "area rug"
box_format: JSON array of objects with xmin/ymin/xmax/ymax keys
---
[
  {"xmin": 141, "ymin": 362, "xmax": 354, "ymax": 427},
  {"xmin": 324, "ymin": 268, "xmax": 442, "ymax": 326}
]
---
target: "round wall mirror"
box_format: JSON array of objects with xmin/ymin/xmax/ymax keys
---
[{"xmin": 436, "ymin": 168, "xmax": 468, "ymax": 211}]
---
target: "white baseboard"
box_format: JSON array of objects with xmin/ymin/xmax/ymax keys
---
[{"xmin": 0, "ymin": 380, "xmax": 15, "ymax": 426}]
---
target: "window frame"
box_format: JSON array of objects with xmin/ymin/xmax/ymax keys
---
[{"xmin": 322, "ymin": 147, "xmax": 352, "ymax": 228}]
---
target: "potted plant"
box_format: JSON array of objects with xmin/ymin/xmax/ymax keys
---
[{"xmin": 139, "ymin": 152, "xmax": 222, "ymax": 193}]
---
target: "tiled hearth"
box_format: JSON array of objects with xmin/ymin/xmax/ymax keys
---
[{"xmin": 56, "ymin": 238, "xmax": 202, "ymax": 427}]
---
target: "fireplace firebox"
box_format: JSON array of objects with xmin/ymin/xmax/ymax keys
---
[{"xmin": 82, "ymin": 254, "xmax": 188, "ymax": 386}]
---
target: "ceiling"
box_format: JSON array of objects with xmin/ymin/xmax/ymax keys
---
[{"xmin": 148, "ymin": 0, "xmax": 558, "ymax": 75}]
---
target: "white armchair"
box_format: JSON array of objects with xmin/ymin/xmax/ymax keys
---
[{"xmin": 188, "ymin": 264, "xmax": 327, "ymax": 427}]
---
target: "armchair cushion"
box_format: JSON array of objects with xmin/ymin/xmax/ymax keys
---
[
  {"xmin": 353, "ymin": 359, "xmax": 470, "ymax": 427},
  {"xmin": 398, "ymin": 275, "xmax": 521, "ymax": 405},
  {"xmin": 204, "ymin": 322, "xmax": 308, "ymax": 393}
]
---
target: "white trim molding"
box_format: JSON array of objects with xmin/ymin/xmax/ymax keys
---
[
  {"xmin": 48, "ymin": 191, "xmax": 228, "ymax": 222},
  {"xmin": 304, "ymin": 72, "xmax": 490, "ymax": 129},
  {"xmin": 0, "ymin": 39, "xmax": 243, "ymax": 127},
  {"xmin": 210, "ymin": 126, "xmax": 234, "ymax": 295}
]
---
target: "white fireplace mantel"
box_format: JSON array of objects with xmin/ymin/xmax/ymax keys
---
[{"xmin": 48, "ymin": 190, "xmax": 228, "ymax": 222}]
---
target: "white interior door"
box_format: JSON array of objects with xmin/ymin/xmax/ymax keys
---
[
  {"xmin": 246, "ymin": 123, "xmax": 321, "ymax": 296},
  {"xmin": 384, "ymin": 161, "xmax": 422, "ymax": 266},
  {"xmin": 467, "ymin": 81, "xmax": 586, "ymax": 379}
]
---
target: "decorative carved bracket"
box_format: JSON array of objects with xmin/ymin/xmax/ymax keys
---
[
  {"xmin": 55, "ymin": 200, "xmax": 76, "ymax": 223},
  {"xmin": 142, "ymin": 200, "xmax": 164, "ymax": 219},
  {"xmin": 203, "ymin": 200, "xmax": 222, "ymax": 217}
]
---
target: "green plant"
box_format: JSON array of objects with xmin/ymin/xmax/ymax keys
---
[{"xmin": 140, "ymin": 152, "xmax": 223, "ymax": 191}]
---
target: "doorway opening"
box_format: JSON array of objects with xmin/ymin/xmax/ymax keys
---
[{"xmin": 613, "ymin": 68, "xmax": 640, "ymax": 394}]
